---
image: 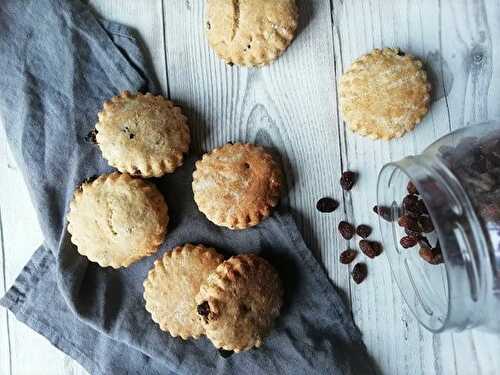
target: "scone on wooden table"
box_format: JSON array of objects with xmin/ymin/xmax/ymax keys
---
[
  {"xmin": 339, "ymin": 48, "xmax": 431, "ymax": 140},
  {"xmin": 95, "ymin": 91, "xmax": 190, "ymax": 177},
  {"xmin": 67, "ymin": 173, "xmax": 168, "ymax": 268},
  {"xmin": 195, "ymin": 254, "xmax": 283, "ymax": 352},
  {"xmin": 206, "ymin": 0, "xmax": 299, "ymax": 67},
  {"xmin": 192, "ymin": 143, "xmax": 283, "ymax": 230},
  {"xmin": 143, "ymin": 244, "xmax": 224, "ymax": 340}
]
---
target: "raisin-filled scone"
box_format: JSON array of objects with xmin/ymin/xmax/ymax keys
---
[
  {"xmin": 192, "ymin": 143, "xmax": 282, "ymax": 229},
  {"xmin": 95, "ymin": 91, "xmax": 190, "ymax": 177},
  {"xmin": 143, "ymin": 244, "xmax": 224, "ymax": 339},
  {"xmin": 67, "ymin": 173, "xmax": 168, "ymax": 268},
  {"xmin": 195, "ymin": 254, "xmax": 283, "ymax": 352},
  {"xmin": 206, "ymin": 0, "xmax": 299, "ymax": 67},
  {"xmin": 339, "ymin": 48, "xmax": 431, "ymax": 140}
]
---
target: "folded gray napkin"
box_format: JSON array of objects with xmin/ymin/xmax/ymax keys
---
[{"xmin": 0, "ymin": 0, "xmax": 373, "ymax": 374}]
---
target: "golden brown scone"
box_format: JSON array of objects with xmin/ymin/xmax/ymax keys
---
[
  {"xmin": 95, "ymin": 91, "xmax": 190, "ymax": 177},
  {"xmin": 195, "ymin": 254, "xmax": 283, "ymax": 352},
  {"xmin": 339, "ymin": 48, "xmax": 431, "ymax": 140},
  {"xmin": 192, "ymin": 143, "xmax": 282, "ymax": 229},
  {"xmin": 143, "ymin": 244, "xmax": 224, "ymax": 339},
  {"xmin": 206, "ymin": 0, "xmax": 299, "ymax": 67},
  {"xmin": 67, "ymin": 173, "xmax": 168, "ymax": 268}
]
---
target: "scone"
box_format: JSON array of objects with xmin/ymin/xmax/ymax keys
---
[
  {"xmin": 206, "ymin": 0, "xmax": 299, "ymax": 67},
  {"xmin": 195, "ymin": 254, "xmax": 283, "ymax": 352},
  {"xmin": 95, "ymin": 91, "xmax": 190, "ymax": 177},
  {"xmin": 67, "ymin": 173, "xmax": 168, "ymax": 268},
  {"xmin": 192, "ymin": 143, "xmax": 282, "ymax": 229},
  {"xmin": 143, "ymin": 244, "xmax": 224, "ymax": 339},
  {"xmin": 339, "ymin": 48, "xmax": 431, "ymax": 140}
]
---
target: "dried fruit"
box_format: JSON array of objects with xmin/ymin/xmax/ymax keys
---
[
  {"xmin": 338, "ymin": 221, "xmax": 355, "ymax": 240},
  {"xmin": 218, "ymin": 349, "xmax": 234, "ymax": 358},
  {"xmin": 419, "ymin": 247, "xmax": 434, "ymax": 263},
  {"xmin": 407, "ymin": 181, "xmax": 419, "ymax": 195},
  {"xmin": 404, "ymin": 227, "xmax": 421, "ymax": 238},
  {"xmin": 403, "ymin": 194, "xmax": 420, "ymax": 214},
  {"xmin": 373, "ymin": 205, "xmax": 392, "ymax": 221},
  {"xmin": 352, "ymin": 263, "xmax": 367, "ymax": 284},
  {"xmin": 359, "ymin": 240, "xmax": 383, "ymax": 258},
  {"xmin": 398, "ymin": 215, "xmax": 421, "ymax": 233},
  {"xmin": 400, "ymin": 236, "xmax": 418, "ymax": 249},
  {"xmin": 418, "ymin": 216, "xmax": 434, "ymax": 233},
  {"xmin": 340, "ymin": 249, "xmax": 357, "ymax": 264},
  {"xmin": 356, "ymin": 224, "xmax": 372, "ymax": 239},
  {"xmin": 316, "ymin": 197, "xmax": 339, "ymax": 213},
  {"xmin": 340, "ymin": 171, "xmax": 357, "ymax": 191}
]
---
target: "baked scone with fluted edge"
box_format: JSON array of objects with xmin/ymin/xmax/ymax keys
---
[
  {"xmin": 339, "ymin": 48, "xmax": 431, "ymax": 140},
  {"xmin": 95, "ymin": 91, "xmax": 190, "ymax": 177},
  {"xmin": 206, "ymin": 0, "xmax": 299, "ymax": 67},
  {"xmin": 67, "ymin": 173, "xmax": 168, "ymax": 268},
  {"xmin": 195, "ymin": 254, "xmax": 283, "ymax": 352},
  {"xmin": 143, "ymin": 244, "xmax": 224, "ymax": 339},
  {"xmin": 192, "ymin": 143, "xmax": 282, "ymax": 229}
]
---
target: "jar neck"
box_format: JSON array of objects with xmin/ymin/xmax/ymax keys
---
[{"xmin": 395, "ymin": 154, "xmax": 492, "ymax": 331}]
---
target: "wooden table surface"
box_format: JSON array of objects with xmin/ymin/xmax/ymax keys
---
[{"xmin": 1, "ymin": 0, "xmax": 500, "ymax": 374}]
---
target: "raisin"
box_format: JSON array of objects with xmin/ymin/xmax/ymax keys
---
[
  {"xmin": 218, "ymin": 349, "xmax": 234, "ymax": 358},
  {"xmin": 197, "ymin": 301, "xmax": 210, "ymax": 317},
  {"xmin": 359, "ymin": 240, "xmax": 383, "ymax": 258},
  {"xmin": 398, "ymin": 215, "xmax": 421, "ymax": 233},
  {"xmin": 352, "ymin": 263, "xmax": 367, "ymax": 284},
  {"xmin": 373, "ymin": 205, "xmax": 392, "ymax": 221},
  {"xmin": 416, "ymin": 200, "xmax": 429, "ymax": 215},
  {"xmin": 340, "ymin": 249, "xmax": 357, "ymax": 264},
  {"xmin": 400, "ymin": 236, "xmax": 418, "ymax": 249},
  {"xmin": 419, "ymin": 247, "xmax": 434, "ymax": 263},
  {"xmin": 356, "ymin": 224, "xmax": 372, "ymax": 239},
  {"xmin": 403, "ymin": 194, "xmax": 420, "ymax": 214},
  {"xmin": 316, "ymin": 197, "xmax": 339, "ymax": 213},
  {"xmin": 418, "ymin": 216, "xmax": 434, "ymax": 233},
  {"xmin": 340, "ymin": 171, "xmax": 357, "ymax": 191},
  {"xmin": 407, "ymin": 181, "xmax": 419, "ymax": 195},
  {"xmin": 338, "ymin": 221, "xmax": 355, "ymax": 240},
  {"xmin": 84, "ymin": 128, "xmax": 98, "ymax": 144},
  {"xmin": 404, "ymin": 227, "xmax": 421, "ymax": 238}
]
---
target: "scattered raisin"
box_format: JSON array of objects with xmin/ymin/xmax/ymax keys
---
[
  {"xmin": 356, "ymin": 224, "xmax": 372, "ymax": 239},
  {"xmin": 403, "ymin": 194, "xmax": 420, "ymax": 214},
  {"xmin": 407, "ymin": 181, "xmax": 419, "ymax": 195},
  {"xmin": 340, "ymin": 249, "xmax": 357, "ymax": 264},
  {"xmin": 338, "ymin": 221, "xmax": 355, "ymax": 240},
  {"xmin": 419, "ymin": 247, "xmax": 434, "ymax": 263},
  {"xmin": 359, "ymin": 240, "xmax": 383, "ymax": 258},
  {"xmin": 340, "ymin": 171, "xmax": 357, "ymax": 191},
  {"xmin": 398, "ymin": 215, "xmax": 421, "ymax": 233},
  {"xmin": 218, "ymin": 349, "xmax": 234, "ymax": 358},
  {"xmin": 352, "ymin": 263, "xmax": 367, "ymax": 284},
  {"xmin": 404, "ymin": 227, "xmax": 421, "ymax": 238},
  {"xmin": 400, "ymin": 236, "xmax": 418, "ymax": 249},
  {"xmin": 316, "ymin": 197, "xmax": 339, "ymax": 213},
  {"xmin": 373, "ymin": 205, "xmax": 392, "ymax": 221}
]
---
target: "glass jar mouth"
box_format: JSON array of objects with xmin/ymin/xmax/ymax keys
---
[{"xmin": 377, "ymin": 161, "xmax": 451, "ymax": 332}]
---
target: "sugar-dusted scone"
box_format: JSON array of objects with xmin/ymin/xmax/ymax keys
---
[
  {"xmin": 95, "ymin": 91, "xmax": 190, "ymax": 177},
  {"xmin": 143, "ymin": 244, "xmax": 224, "ymax": 339},
  {"xmin": 67, "ymin": 173, "xmax": 168, "ymax": 268},
  {"xmin": 206, "ymin": 0, "xmax": 299, "ymax": 67},
  {"xmin": 195, "ymin": 254, "xmax": 283, "ymax": 352},
  {"xmin": 339, "ymin": 48, "xmax": 431, "ymax": 140},
  {"xmin": 192, "ymin": 143, "xmax": 282, "ymax": 229}
]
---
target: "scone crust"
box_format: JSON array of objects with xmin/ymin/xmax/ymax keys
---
[
  {"xmin": 195, "ymin": 254, "xmax": 283, "ymax": 352},
  {"xmin": 143, "ymin": 244, "xmax": 224, "ymax": 339},
  {"xmin": 67, "ymin": 173, "xmax": 168, "ymax": 268},
  {"xmin": 192, "ymin": 143, "xmax": 282, "ymax": 229},
  {"xmin": 339, "ymin": 48, "xmax": 431, "ymax": 140},
  {"xmin": 206, "ymin": 0, "xmax": 299, "ymax": 67},
  {"xmin": 95, "ymin": 91, "xmax": 190, "ymax": 177}
]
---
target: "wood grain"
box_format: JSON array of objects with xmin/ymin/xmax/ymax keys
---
[{"xmin": 1, "ymin": 0, "xmax": 499, "ymax": 374}]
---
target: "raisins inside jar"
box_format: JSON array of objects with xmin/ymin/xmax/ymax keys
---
[{"xmin": 377, "ymin": 121, "xmax": 500, "ymax": 334}]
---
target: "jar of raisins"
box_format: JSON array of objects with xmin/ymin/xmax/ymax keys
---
[{"xmin": 377, "ymin": 121, "xmax": 500, "ymax": 333}]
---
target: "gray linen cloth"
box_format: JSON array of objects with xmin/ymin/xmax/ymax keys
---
[{"xmin": 0, "ymin": 0, "xmax": 373, "ymax": 374}]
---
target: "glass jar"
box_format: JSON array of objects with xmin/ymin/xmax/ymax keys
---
[{"xmin": 377, "ymin": 121, "xmax": 500, "ymax": 333}]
